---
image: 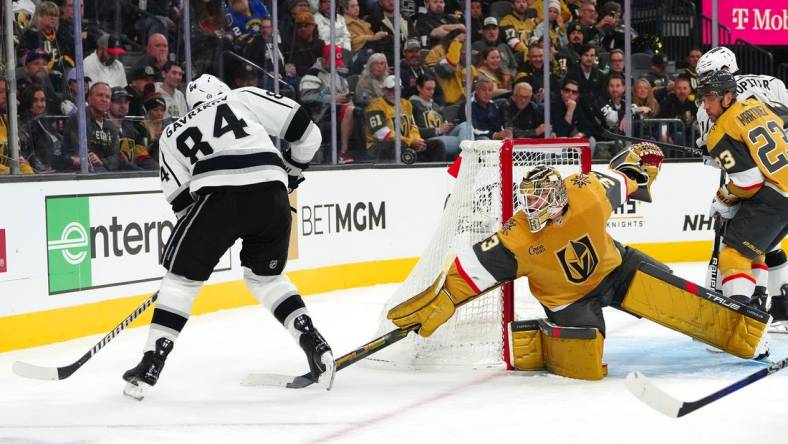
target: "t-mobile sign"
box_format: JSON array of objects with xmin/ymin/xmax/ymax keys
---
[
  {"xmin": 0, "ymin": 229, "xmax": 6, "ymax": 273},
  {"xmin": 703, "ymin": 1, "xmax": 788, "ymax": 45}
]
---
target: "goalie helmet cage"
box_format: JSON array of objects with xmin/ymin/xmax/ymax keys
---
[{"xmin": 371, "ymin": 138, "xmax": 591, "ymax": 371}]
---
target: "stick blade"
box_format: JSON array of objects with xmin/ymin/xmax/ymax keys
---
[
  {"xmin": 241, "ymin": 372, "xmax": 314, "ymax": 389},
  {"xmin": 12, "ymin": 361, "xmax": 60, "ymax": 380},
  {"xmin": 625, "ymin": 371, "xmax": 683, "ymax": 418}
]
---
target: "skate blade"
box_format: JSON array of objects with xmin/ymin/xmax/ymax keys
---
[
  {"xmin": 318, "ymin": 352, "xmax": 335, "ymax": 391},
  {"xmin": 123, "ymin": 379, "xmax": 151, "ymax": 401}
]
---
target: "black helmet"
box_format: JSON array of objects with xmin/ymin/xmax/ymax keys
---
[{"xmin": 697, "ymin": 70, "xmax": 737, "ymax": 99}]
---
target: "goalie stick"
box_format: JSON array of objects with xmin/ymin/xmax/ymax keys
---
[
  {"xmin": 625, "ymin": 357, "xmax": 788, "ymax": 418},
  {"xmin": 12, "ymin": 292, "xmax": 158, "ymax": 380},
  {"xmin": 241, "ymin": 324, "xmax": 420, "ymax": 388}
]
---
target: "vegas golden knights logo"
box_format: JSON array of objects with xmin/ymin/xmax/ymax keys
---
[{"xmin": 556, "ymin": 235, "xmax": 599, "ymax": 284}]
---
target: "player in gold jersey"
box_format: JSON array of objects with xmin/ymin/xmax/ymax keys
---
[
  {"xmin": 389, "ymin": 141, "xmax": 772, "ymax": 379},
  {"xmin": 700, "ymin": 70, "xmax": 788, "ymax": 312}
]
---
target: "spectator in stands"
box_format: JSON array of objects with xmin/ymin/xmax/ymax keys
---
[
  {"xmin": 416, "ymin": 0, "xmax": 465, "ymax": 49},
  {"xmin": 155, "ymin": 61, "xmax": 187, "ymax": 120},
  {"xmin": 566, "ymin": 43, "xmax": 604, "ymax": 100},
  {"xmin": 681, "ymin": 48, "xmax": 702, "ymax": 93},
  {"xmin": 569, "ymin": 1, "xmax": 603, "ymax": 47},
  {"xmin": 0, "ymin": 78, "xmax": 34, "ymax": 175},
  {"xmin": 125, "ymin": 65, "xmax": 156, "ymax": 117},
  {"xmin": 366, "ymin": 0, "xmax": 412, "ymax": 65},
  {"xmin": 64, "ymin": 82, "xmax": 135, "ymax": 172},
  {"xmin": 550, "ymin": 78, "xmax": 586, "ymax": 138},
  {"xmin": 499, "ymin": 82, "xmax": 549, "ymax": 138},
  {"xmin": 20, "ymin": 2, "xmax": 66, "ymax": 73},
  {"xmin": 60, "ymin": 69, "xmax": 90, "ymax": 116},
  {"xmin": 18, "ymin": 84, "xmax": 61, "ymax": 173},
  {"xmin": 17, "ymin": 50, "xmax": 60, "ymax": 116},
  {"xmin": 499, "ymin": 0, "xmax": 538, "ymax": 57},
  {"xmin": 354, "ymin": 52, "xmax": 388, "ymax": 107},
  {"xmin": 567, "ymin": 0, "xmax": 586, "ymax": 22},
  {"xmin": 657, "ymin": 75, "xmax": 697, "ymax": 147},
  {"xmin": 532, "ymin": 0, "xmax": 569, "ymax": 51},
  {"xmin": 281, "ymin": 0, "xmax": 311, "ymax": 48},
  {"xmin": 633, "ymin": 78, "xmax": 659, "ymax": 118},
  {"xmin": 531, "ymin": 0, "xmax": 572, "ymax": 22},
  {"xmin": 134, "ymin": 33, "xmax": 170, "ymax": 82},
  {"xmin": 135, "ymin": 90, "xmax": 167, "ymax": 165},
  {"xmin": 597, "ymin": 1, "xmax": 627, "ymax": 51},
  {"xmin": 409, "ymin": 73, "xmax": 462, "ymax": 159},
  {"xmin": 472, "ymin": 17, "xmax": 517, "ymax": 78},
  {"xmin": 343, "ymin": 0, "xmax": 387, "ymax": 53},
  {"xmin": 83, "ymin": 34, "xmax": 128, "ymax": 89},
  {"xmin": 231, "ymin": 63, "xmax": 261, "ymax": 88},
  {"xmin": 284, "ymin": 12, "xmax": 325, "ymax": 78},
  {"xmin": 645, "ymin": 53, "xmax": 673, "ymax": 102},
  {"xmin": 108, "ymin": 87, "xmax": 156, "ymax": 171},
  {"xmin": 597, "ymin": 73, "xmax": 643, "ymax": 137},
  {"xmin": 556, "ymin": 22, "xmax": 586, "ymax": 75},
  {"xmin": 515, "ymin": 45, "xmax": 560, "ymax": 103},
  {"xmin": 300, "ymin": 45, "xmax": 357, "ymax": 164},
  {"xmin": 400, "ymin": 39, "xmax": 432, "ymax": 100},
  {"xmin": 476, "ymin": 48, "xmax": 511, "ymax": 97},
  {"xmin": 423, "ymin": 29, "xmax": 474, "ymax": 106},
  {"xmin": 315, "ymin": 0, "xmax": 352, "ymax": 51},
  {"xmin": 604, "ymin": 48, "xmax": 625, "ymax": 77},
  {"xmin": 469, "ymin": 0, "xmax": 483, "ymax": 42},
  {"xmin": 365, "ymin": 75, "xmax": 445, "ymax": 162},
  {"xmin": 425, "ymin": 29, "xmax": 475, "ymax": 106},
  {"xmin": 134, "ymin": 0, "xmax": 180, "ymax": 49},
  {"xmin": 457, "ymin": 76, "xmax": 509, "ymax": 140},
  {"xmin": 224, "ymin": 0, "xmax": 269, "ymax": 49},
  {"xmin": 57, "ymin": 0, "xmax": 96, "ymax": 69},
  {"xmin": 243, "ymin": 17, "xmax": 288, "ymax": 92}
]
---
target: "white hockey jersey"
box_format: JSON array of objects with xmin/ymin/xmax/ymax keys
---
[
  {"xmin": 696, "ymin": 74, "xmax": 788, "ymax": 149},
  {"xmin": 158, "ymin": 87, "xmax": 321, "ymax": 214}
]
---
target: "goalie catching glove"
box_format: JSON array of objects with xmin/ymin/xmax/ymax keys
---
[
  {"xmin": 282, "ymin": 150, "xmax": 309, "ymax": 193},
  {"xmin": 609, "ymin": 142, "xmax": 664, "ymax": 202},
  {"xmin": 387, "ymin": 266, "xmax": 477, "ymax": 337}
]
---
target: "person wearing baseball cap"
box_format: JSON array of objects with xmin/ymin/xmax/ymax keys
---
[
  {"xmin": 125, "ymin": 65, "xmax": 156, "ymax": 117},
  {"xmin": 365, "ymin": 75, "xmax": 446, "ymax": 163},
  {"xmin": 472, "ymin": 17, "xmax": 517, "ymax": 79},
  {"xmin": 285, "ymin": 11, "xmax": 325, "ymax": 77},
  {"xmin": 400, "ymin": 38, "xmax": 430, "ymax": 99},
  {"xmin": 83, "ymin": 34, "xmax": 128, "ymax": 88}
]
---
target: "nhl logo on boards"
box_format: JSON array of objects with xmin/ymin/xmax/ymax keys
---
[{"xmin": 555, "ymin": 235, "xmax": 599, "ymax": 284}]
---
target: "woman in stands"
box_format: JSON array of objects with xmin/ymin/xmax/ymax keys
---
[{"xmin": 476, "ymin": 47, "xmax": 512, "ymax": 98}]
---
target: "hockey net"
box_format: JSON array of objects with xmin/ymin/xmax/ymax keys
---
[{"xmin": 370, "ymin": 138, "xmax": 591, "ymax": 370}]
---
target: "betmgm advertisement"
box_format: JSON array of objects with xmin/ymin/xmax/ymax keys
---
[{"xmin": 45, "ymin": 191, "xmax": 230, "ymax": 295}]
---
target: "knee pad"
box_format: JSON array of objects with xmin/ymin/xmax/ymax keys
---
[
  {"xmin": 508, "ymin": 319, "xmax": 606, "ymax": 380},
  {"xmin": 244, "ymin": 267, "xmax": 304, "ymax": 318},
  {"xmin": 157, "ymin": 272, "xmax": 203, "ymax": 316}
]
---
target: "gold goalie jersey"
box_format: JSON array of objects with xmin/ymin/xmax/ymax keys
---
[
  {"xmin": 706, "ymin": 97, "xmax": 788, "ymax": 198},
  {"xmin": 443, "ymin": 170, "xmax": 634, "ymax": 310}
]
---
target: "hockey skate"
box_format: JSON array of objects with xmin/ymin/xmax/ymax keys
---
[
  {"xmin": 294, "ymin": 315, "xmax": 335, "ymax": 390},
  {"xmin": 768, "ymin": 285, "xmax": 788, "ymax": 334},
  {"xmin": 122, "ymin": 338, "xmax": 173, "ymax": 401}
]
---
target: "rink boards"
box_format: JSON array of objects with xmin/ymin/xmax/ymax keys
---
[{"xmin": 1, "ymin": 163, "xmax": 783, "ymax": 351}]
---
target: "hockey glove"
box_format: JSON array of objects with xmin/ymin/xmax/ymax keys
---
[
  {"xmin": 387, "ymin": 273, "xmax": 458, "ymax": 337},
  {"xmin": 709, "ymin": 185, "xmax": 740, "ymax": 220},
  {"xmin": 282, "ymin": 150, "xmax": 309, "ymax": 193},
  {"xmin": 609, "ymin": 142, "xmax": 664, "ymax": 202}
]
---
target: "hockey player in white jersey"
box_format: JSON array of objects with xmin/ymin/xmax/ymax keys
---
[
  {"xmin": 695, "ymin": 47, "xmax": 788, "ymax": 326},
  {"xmin": 122, "ymin": 74, "xmax": 335, "ymax": 400}
]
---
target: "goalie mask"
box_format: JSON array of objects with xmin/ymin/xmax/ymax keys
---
[
  {"xmin": 519, "ymin": 165, "xmax": 568, "ymax": 233},
  {"xmin": 186, "ymin": 74, "xmax": 231, "ymax": 109}
]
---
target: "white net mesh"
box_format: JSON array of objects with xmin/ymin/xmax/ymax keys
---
[{"xmin": 369, "ymin": 139, "xmax": 591, "ymax": 369}]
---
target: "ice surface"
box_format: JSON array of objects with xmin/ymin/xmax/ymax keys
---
[{"xmin": 1, "ymin": 263, "xmax": 787, "ymax": 443}]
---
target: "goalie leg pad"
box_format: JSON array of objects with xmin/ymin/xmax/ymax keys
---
[
  {"xmin": 618, "ymin": 263, "xmax": 770, "ymax": 359},
  {"xmin": 509, "ymin": 319, "xmax": 606, "ymax": 380}
]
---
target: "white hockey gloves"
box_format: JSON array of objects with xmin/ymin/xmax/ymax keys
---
[
  {"xmin": 282, "ymin": 150, "xmax": 309, "ymax": 193},
  {"xmin": 709, "ymin": 186, "xmax": 740, "ymax": 220}
]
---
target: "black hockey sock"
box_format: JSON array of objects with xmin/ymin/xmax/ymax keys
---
[
  {"xmin": 144, "ymin": 307, "xmax": 189, "ymax": 352},
  {"xmin": 271, "ymin": 294, "xmax": 309, "ymax": 339}
]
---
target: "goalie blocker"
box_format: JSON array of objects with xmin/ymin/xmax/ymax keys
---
[{"xmin": 510, "ymin": 261, "xmax": 771, "ymax": 380}]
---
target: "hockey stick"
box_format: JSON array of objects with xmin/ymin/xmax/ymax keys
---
[
  {"xmin": 12, "ymin": 292, "xmax": 158, "ymax": 380},
  {"xmin": 625, "ymin": 357, "xmax": 788, "ymax": 418},
  {"xmin": 601, "ymin": 130, "xmax": 703, "ymax": 157},
  {"xmin": 705, "ymin": 170, "xmax": 728, "ymax": 291},
  {"xmin": 241, "ymin": 324, "xmax": 420, "ymax": 388}
]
